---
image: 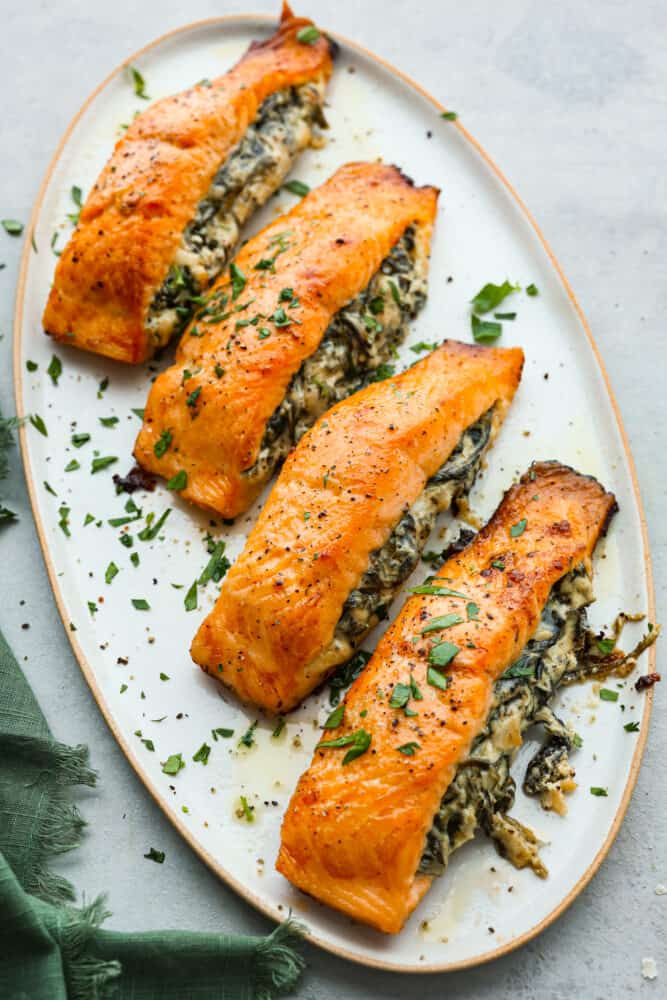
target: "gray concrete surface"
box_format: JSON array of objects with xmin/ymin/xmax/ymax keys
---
[{"xmin": 1, "ymin": 1, "xmax": 665, "ymax": 995}]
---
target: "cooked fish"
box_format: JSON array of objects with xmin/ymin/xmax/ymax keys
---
[
  {"xmin": 190, "ymin": 340, "xmax": 523, "ymax": 713},
  {"xmin": 276, "ymin": 462, "xmax": 617, "ymax": 933},
  {"xmin": 42, "ymin": 4, "xmax": 333, "ymax": 363},
  {"xmin": 133, "ymin": 162, "xmax": 439, "ymax": 516}
]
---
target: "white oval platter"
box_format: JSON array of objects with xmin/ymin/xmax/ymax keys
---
[{"xmin": 13, "ymin": 13, "xmax": 656, "ymax": 973}]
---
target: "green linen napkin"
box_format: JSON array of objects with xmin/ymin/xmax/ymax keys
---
[
  {"xmin": 0, "ymin": 630, "xmax": 305, "ymax": 1000},
  {"xmin": 0, "ymin": 418, "xmax": 305, "ymax": 1000}
]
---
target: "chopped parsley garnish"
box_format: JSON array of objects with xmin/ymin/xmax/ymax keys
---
[
  {"xmin": 410, "ymin": 341, "xmax": 438, "ymax": 354},
  {"xmin": 131, "ymin": 598, "xmax": 150, "ymax": 610},
  {"xmin": 510, "ymin": 518, "xmax": 527, "ymax": 538},
  {"xmin": 84, "ymin": 514, "xmax": 95, "ymax": 526},
  {"xmin": 322, "ymin": 704, "xmax": 345, "ymax": 729},
  {"xmin": 362, "ymin": 313, "xmax": 383, "ymax": 333},
  {"xmin": 258, "ymin": 327, "xmax": 271, "ymax": 339},
  {"xmin": 229, "ymin": 262, "xmax": 246, "ymax": 300},
  {"xmin": 272, "ymin": 718, "xmax": 285, "ymax": 739},
  {"xmin": 427, "ymin": 666, "xmax": 449, "ymax": 691},
  {"xmin": 526, "ymin": 283, "xmax": 539, "ymax": 297},
  {"xmin": 239, "ymin": 795, "xmax": 254, "ymax": 822},
  {"xmin": 596, "ymin": 638, "xmax": 615, "ymax": 656},
  {"xmin": 128, "ymin": 65, "xmax": 149, "ymax": 100},
  {"xmin": 137, "ymin": 508, "xmax": 171, "ymax": 541},
  {"xmin": 67, "ymin": 186, "xmax": 83, "ymax": 226},
  {"xmin": 184, "ymin": 580, "xmax": 198, "ymax": 612},
  {"xmin": 64, "ymin": 459, "xmax": 79, "ymax": 472},
  {"xmin": 29, "ymin": 414, "xmax": 47, "ymax": 437},
  {"xmin": 317, "ymin": 729, "xmax": 372, "ymax": 765},
  {"xmin": 471, "ymin": 280, "xmax": 519, "ymax": 314},
  {"xmin": 153, "ymin": 429, "xmax": 172, "ymax": 458},
  {"xmin": 296, "ymin": 25, "xmax": 320, "ymax": 44},
  {"xmin": 599, "ymin": 688, "xmax": 619, "ymax": 702},
  {"xmin": 368, "ymin": 363, "xmax": 395, "ymax": 382},
  {"xmin": 590, "ymin": 786, "xmax": 608, "ymax": 797},
  {"xmin": 410, "ymin": 676, "xmax": 423, "ymax": 700},
  {"xmin": 471, "ymin": 314, "xmax": 502, "ymax": 344},
  {"xmin": 495, "ymin": 311, "xmax": 516, "ymax": 320},
  {"xmin": 271, "ymin": 306, "xmax": 292, "ymax": 326},
  {"xmin": 492, "ymin": 559, "xmax": 505, "ymax": 570},
  {"xmin": 238, "ymin": 720, "xmax": 258, "ymax": 749},
  {"xmin": 466, "ymin": 601, "xmax": 480, "ymax": 621},
  {"xmin": 161, "ymin": 753, "xmax": 185, "ymax": 776},
  {"xmin": 389, "ymin": 683, "xmax": 412, "ymax": 709},
  {"xmin": 119, "ymin": 683, "xmax": 128, "ymax": 694},
  {"xmin": 91, "ymin": 456, "xmax": 118, "ymax": 474},
  {"xmin": 130, "ymin": 551, "xmax": 140, "ymax": 566},
  {"xmin": 71, "ymin": 432, "xmax": 90, "ymax": 448},
  {"xmin": 441, "ymin": 110, "xmax": 458, "ymax": 121},
  {"xmin": 186, "ymin": 386, "xmax": 201, "ymax": 408},
  {"xmin": 283, "ymin": 180, "xmax": 310, "ymax": 196},
  {"xmin": 368, "ymin": 296, "xmax": 385, "ymax": 315},
  {"xmin": 159, "ymin": 672, "xmax": 169, "ymax": 681},
  {"xmin": 166, "ymin": 469, "xmax": 187, "ymax": 491},
  {"xmin": 44, "ymin": 481, "xmax": 57, "ymax": 496},
  {"xmin": 192, "ymin": 742, "xmax": 211, "ymax": 765},
  {"xmin": 99, "ymin": 416, "xmax": 119, "ymax": 427},
  {"xmin": 429, "ymin": 641, "xmax": 459, "ymax": 668},
  {"xmin": 87, "ymin": 600, "xmax": 97, "ymax": 616},
  {"xmin": 199, "ymin": 539, "xmax": 230, "ymax": 584},
  {"xmin": 421, "ymin": 613, "xmax": 464, "ymax": 634},
  {"xmin": 502, "ymin": 658, "xmax": 534, "ymax": 679},
  {"xmin": 624, "ymin": 721, "xmax": 640, "ymax": 732},
  {"xmin": 47, "ymin": 355, "xmax": 62, "ymax": 385},
  {"xmin": 212, "ymin": 727, "xmax": 234, "ymax": 740},
  {"xmin": 105, "ymin": 562, "xmax": 119, "ymax": 584},
  {"xmin": 144, "ymin": 847, "xmax": 165, "ymax": 863},
  {"xmin": 409, "ymin": 583, "xmax": 468, "ymax": 599},
  {"xmin": 26, "ymin": 360, "xmax": 38, "ymax": 372},
  {"xmin": 2, "ymin": 219, "xmax": 24, "ymax": 235},
  {"xmin": 132, "ymin": 408, "xmax": 145, "ymax": 420},
  {"xmin": 97, "ymin": 377, "xmax": 109, "ymax": 399},
  {"xmin": 58, "ymin": 506, "xmax": 71, "ymax": 537},
  {"xmin": 397, "ymin": 742, "xmax": 420, "ymax": 756}
]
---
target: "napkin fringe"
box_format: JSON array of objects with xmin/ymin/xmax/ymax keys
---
[
  {"xmin": 253, "ymin": 918, "xmax": 307, "ymax": 999},
  {"xmin": 60, "ymin": 896, "xmax": 122, "ymax": 1000},
  {"xmin": 0, "ymin": 733, "xmax": 97, "ymax": 903}
]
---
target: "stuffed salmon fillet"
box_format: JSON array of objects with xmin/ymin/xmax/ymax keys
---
[
  {"xmin": 133, "ymin": 162, "xmax": 439, "ymax": 516},
  {"xmin": 191, "ymin": 340, "xmax": 524, "ymax": 712},
  {"xmin": 43, "ymin": 4, "xmax": 333, "ymax": 363},
  {"xmin": 276, "ymin": 463, "xmax": 618, "ymax": 933}
]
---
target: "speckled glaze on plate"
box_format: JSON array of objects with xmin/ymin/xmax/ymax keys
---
[{"xmin": 13, "ymin": 13, "xmax": 656, "ymax": 973}]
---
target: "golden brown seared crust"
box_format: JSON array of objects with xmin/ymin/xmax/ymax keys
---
[
  {"xmin": 190, "ymin": 340, "xmax": 524, "ymax": 712},
  {"xmin": 133, "ymin": 162, "xmax": 439, "ymax": 515},
  {"xmin": 42, "ymin": 4, "xmax": 333, "ymax": 364},
  {"xmin": 276, "ymin": 462, "xmax": 617, "ymax": 934}
]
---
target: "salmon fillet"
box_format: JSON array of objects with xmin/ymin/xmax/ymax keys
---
[
  {"xmin": 191, "ymin": 340, "xmax": 524, "ymax": 712},
  {"xmin": 276, "ymin": 462, "xmax": 617, "ymax": 933},
  {"xmin": 42, "ymin": 3, "xmax": 333, "ymax": 363},
  {"xmin": 133, "ymin": 162, "xmax": 439, "ymax": 516}
]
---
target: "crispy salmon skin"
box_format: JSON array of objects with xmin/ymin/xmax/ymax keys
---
[
  {"xmin": 191, "ymin": 340, "xmax": 523, "ymax": 712},
  {"xmin": 276, "ymin": 463, "xmax": 617, "ymax": 933},
  {"xmin": 42, "ymin": 4, "xmax": 333, "ymax": 364},
  {"xmin": 134, "ymin": 162, "xmax": 439, "ymax": 516}
]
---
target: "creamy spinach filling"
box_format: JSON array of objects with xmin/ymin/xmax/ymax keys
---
[
  {"xmin": 419, "ymin": 565, "xmax": 594, "ymax": 879},
  {"xmin": 335, "ymin": 408, "xmax": 495, "ymax": 650},
  {"xmin": 146, "ymin": 81, "xmax": 325, "ymax": 347},
  {"xmin": 244, "ymin": 225, "xmax": 428, "ymax": 486}
]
